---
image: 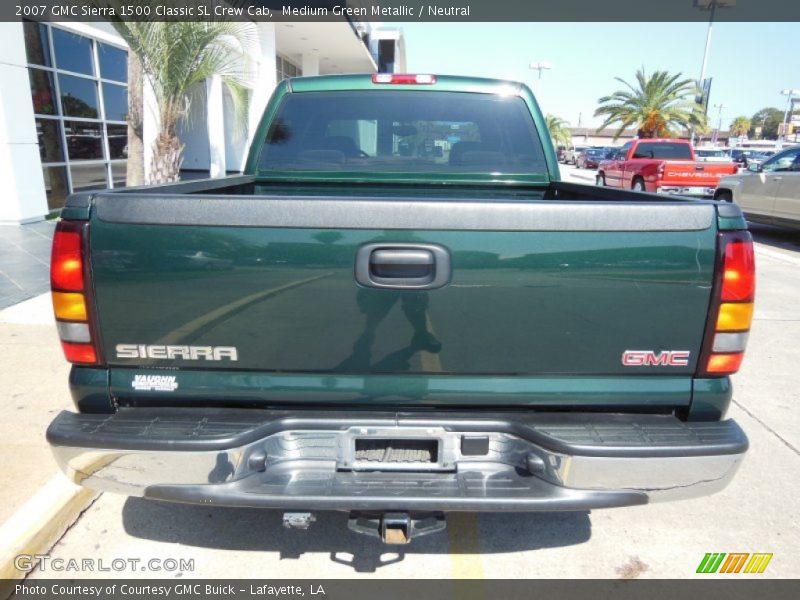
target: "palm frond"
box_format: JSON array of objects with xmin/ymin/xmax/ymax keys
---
[{"xmin": 595, "ymin": 68, "xmax": 702, "ymax": 138}]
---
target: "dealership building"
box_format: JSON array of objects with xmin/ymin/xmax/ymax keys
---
[{"xmin": 0, "ymin": 17, "xmax": 405, "ymax": 225}]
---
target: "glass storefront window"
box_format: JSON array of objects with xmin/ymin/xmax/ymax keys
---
[
  {"xmin": 29, "ymin": 68, "xmax": 57, "ymax": 115},
  {"xmin": 110, "ymin": 162, "xmax": 127, "ymax": 188},
  {"xmin": 64, "ymin": 120, "xmax": 104, "ymax": 161},
  {"xmin": 52, "ymin": 28, "xmax": 94, "ymax": 75},
  {"xmin": 70, "ymin": 163, "xmax": 108, "ymax": 191},
  {"xmin": 59, "ymin": 74, "xmax": 99, "ymax": 118},
  {"xmin": 24, "ymin": 21, "xmax": 51, "ymax": 67},
  {"xmin": 25, "ymin": 22, "xmax": 129, "ymax": 211},
  {"xmin": 107, "ymin": 124, "xmax": 128, "ymax": 159},
  {"xmin": 98, "ymin": 43, "xmax": 127, "ymax": 82},
  {"xmin": 276, "ymin": 55, "xmax": 302, "ymax": 81},
  {"xmin": 36, "ymin": 119, "xmax": 64, "ymax": 163},
  {"xmin": 102, "ymin": 83, "xmax": 127, "ymax": 121}
]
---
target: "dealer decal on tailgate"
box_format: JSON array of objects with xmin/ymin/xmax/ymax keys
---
[{"xmin": 131, "ymin": 374, "xmax": 178, "ymax": 392}]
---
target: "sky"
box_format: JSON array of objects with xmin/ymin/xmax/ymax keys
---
[{"xmin": 398, "ymin": 22, "xmax": 799, "ymax": 131}]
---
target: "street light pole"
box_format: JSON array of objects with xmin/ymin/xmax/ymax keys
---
[
  {"xmin": 779, "ymin": 89, "xmax": 800, "ymax": 146},
  {"xmin": 691, "ymin": 1, "xmax": 732, "ymax": 144},
  {"xmin": 698, "ymin": 1, "xmax": 716, "ymax": 91}
]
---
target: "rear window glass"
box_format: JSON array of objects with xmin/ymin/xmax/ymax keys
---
[
  {"xmin": 696, "ymin": 149, "xmax": 728, "ymax": 157},
  {"xmin": 258, "ymin": 91, "xmax": 547, "ymax": 175},
  {"xmin": 632, "ymin": 142, "xmax": 693, "ymax": 160}
]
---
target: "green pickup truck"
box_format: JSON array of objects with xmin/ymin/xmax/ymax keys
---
[{"xmin": 47, "ymin": 74, "xmax": 755, "ymax": 544}]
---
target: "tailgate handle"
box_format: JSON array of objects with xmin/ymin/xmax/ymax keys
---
[{"xmin": 355, "ymin": 243, "xmax": 451, "ymax": 289}]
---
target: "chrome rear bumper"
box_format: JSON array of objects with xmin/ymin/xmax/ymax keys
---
[{"xmin": 47, "ymin": 408, "xmax": 747, "ymax": 511}]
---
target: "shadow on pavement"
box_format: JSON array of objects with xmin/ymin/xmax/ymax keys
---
[
  {"xmin": 121, "ymin": 498, "xmax": 591, "ymax": 573},
  {"xmin": 748, "ymin": 222, "xmax": 800, "ymax": 252}
]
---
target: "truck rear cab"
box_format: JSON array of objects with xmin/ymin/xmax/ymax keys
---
[{"xmin": 46, "ymin": 75, "xmax": 753, "ymax": 542}]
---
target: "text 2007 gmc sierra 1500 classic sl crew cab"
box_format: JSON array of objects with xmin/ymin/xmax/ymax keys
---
[{"xmin": 46, "ymin": 74, "xmax": 754, "ymax": 544}]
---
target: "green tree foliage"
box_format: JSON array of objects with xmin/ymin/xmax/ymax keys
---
[
  {"xmin": 110, "ymin": 22, "xmax": 256, "ymax": 183},
  {"xmin": 594, "ymin": 68, "xmax": 706, "ymax": 139},
  {"xmin": 545, "ymin": 114, "xmax": 572, "ymax": 148},
  {"xmin": 748, "ymin": 108, "xmax": 783, "ymax": 139},
  {"xmin": 729, "ymin": 116, "xmax": 752, "ymax": 138}
]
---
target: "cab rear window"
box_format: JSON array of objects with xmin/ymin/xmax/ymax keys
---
[
  {"xmin": 258, "ymin": 91, "xmax": 547, "ymax": 175},
  {"xmin": 632, "ymin": 142, "xmax": 693, "ymax": 160}
]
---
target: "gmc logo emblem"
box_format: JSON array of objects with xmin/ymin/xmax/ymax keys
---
[{"xmin": 622, "ymin": 350, "xmax": 691, "ymax": 367}]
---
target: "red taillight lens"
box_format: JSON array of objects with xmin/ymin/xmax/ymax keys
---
[
  {"xmin": 60, "ymin": 341, "xmax": 97, "ymax": 365},
  {"xmin": 698, "ymin": 231, "xmax": 755, "ymax": 377},
  {"xmin": 51, "ymin": 227, "xmax": 84, "ymax": 291},
  {"xmin": 372, "ymin": 73, "xmax": 437, "ymax": 85},
  {"xmin": 51, "ymin": 221, "xmax": 100, "ymax": 365},
  {"xmin": 705, "ymin": 352, "xmax": 744, "ymax": 374},
  {"xmin": 721, "ymin": 240, "xmax": 756, "ymax": 301}
]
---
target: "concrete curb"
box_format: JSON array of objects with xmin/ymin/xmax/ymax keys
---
[{"xmin": 0, "ymin": 475, "xmax": 98, "ymax": 595}]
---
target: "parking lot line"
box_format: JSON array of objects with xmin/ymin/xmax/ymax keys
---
[{"xmin": 447, "ymin": 513, "xmax": 485, "ymax": 580}]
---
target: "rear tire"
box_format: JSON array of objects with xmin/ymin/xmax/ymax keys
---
[
  {"xmin": 715, "ymin": 190, "xmax": 733, "ymax": 203},
  {"xmin": 632, "ymin": 178, "xmax": 646, "ymax": 192},
  {"xmin": 596, "ymin": 173, "xmax": 606, "ymax": 186}
]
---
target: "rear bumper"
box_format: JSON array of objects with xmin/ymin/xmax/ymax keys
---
[
  {"xmin": 47, "ymin": 408, "xmax": 747, "ymax": 512},
  {"xmin": 656, "ymin": 185, "xmax": 717, "ymax": 197}
]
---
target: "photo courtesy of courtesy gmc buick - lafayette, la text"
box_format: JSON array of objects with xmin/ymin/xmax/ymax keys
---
[{"xmin": 46, "ymin": 74, "xmax": 755, "ymax": 544}]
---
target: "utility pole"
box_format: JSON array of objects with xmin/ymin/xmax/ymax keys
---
[
  {"xmin": 711, "ymin": 103, "xmax": 726, "ymax": 145},
  {"xmin": 529, "ymin": 61, "xmax": 552, "ymax": 81},
  {"xmin": 779, "ymin": 89, "xmax": 800, "ymax": 146}
]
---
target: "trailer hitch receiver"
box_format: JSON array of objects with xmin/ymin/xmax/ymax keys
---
[{"xmin": 347, "ymin": 512, "xmax": 446, "ymax": 544}]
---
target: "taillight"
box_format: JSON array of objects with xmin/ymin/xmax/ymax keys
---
[
  {"xmin": 51, "ymin": 221, "xmax": 101, "ymax": 365},
  {"xmin": 698, "ymin": 231, "xmax": 755, "ymax": 376},
  {"xmin": 372, "ymin": 73, "xmax": 437, "ymax": 85}
]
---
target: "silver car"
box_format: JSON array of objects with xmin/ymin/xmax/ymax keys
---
[
  {"xmin": 715, "ymin": 146, "xmax": 800, "ymax": 228},
  {"xmin": 564, "ymin": 145, "xmax": 588, "ymax": 165}
]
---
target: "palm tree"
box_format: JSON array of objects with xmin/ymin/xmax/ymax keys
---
[
  {"xmin": 125, "ymin": 52, "xmax": 144, "ymax": 187},
  {"xmin": 111, "ymin": 22, "xmax": 256, "ymax": 183},
  {"xmin": 692, "ymin": 121, "xmax": 712, "ymax": 145},
  {"xmin": 545, "ymin": 114, "xmax": 572, "ymax": 148},
  {"xmin": 730, "ymin": 116, "xmax": 751, "ymax": 138},
  {"xmin": 594, "ymin": 68, "xmax": 706, "ymax": 139}
]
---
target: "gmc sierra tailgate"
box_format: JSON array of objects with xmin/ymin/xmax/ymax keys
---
[{"xmin": 85, "ymin": 190, "xmax": 718, "ymax": 409}]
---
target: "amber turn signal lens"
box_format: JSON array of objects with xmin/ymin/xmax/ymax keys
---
[
  {"xmin": 52, "ymin": 292, "xmax": 87, "ymax": 322},
  {"xmin": 706, "ymin": 352, "xmax": 744, "ymax": 374},
  {"xmin": 716, "ymin": 302, "xmax": 754, "ymax": 332}
]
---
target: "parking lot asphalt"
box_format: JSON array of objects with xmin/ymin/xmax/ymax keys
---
[{"xmin": 14, "ymin": 171, "xmax": 800, "ymax": 579}]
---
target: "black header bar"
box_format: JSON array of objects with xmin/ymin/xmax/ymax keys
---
[{"xmin": 5, "ymin": 0, "xmax": 800, "ymax": 22}]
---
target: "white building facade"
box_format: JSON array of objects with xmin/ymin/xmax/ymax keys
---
[{"xmin": 0, "ymin": 18, "xmax": 405, "ymax": 225}]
